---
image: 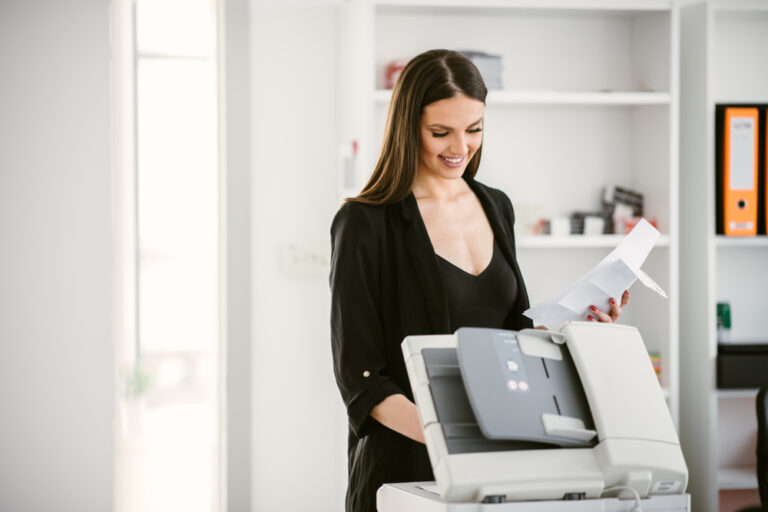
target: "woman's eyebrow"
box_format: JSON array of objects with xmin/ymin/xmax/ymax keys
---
[{"xmin": 426, "ymin": 117, "xmax": 484, "ymax": 130}]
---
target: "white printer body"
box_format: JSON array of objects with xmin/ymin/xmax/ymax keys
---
[{"xmin": 395, "ymin": 322, "xmax": 688, "ymax": 506}]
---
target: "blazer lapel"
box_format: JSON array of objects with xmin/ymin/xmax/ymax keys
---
[{"xmin": 398, "ymin": 193, "xmax": 451, "ymax": 333}]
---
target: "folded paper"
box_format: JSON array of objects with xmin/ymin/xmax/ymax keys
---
[{"xmin": 524, "ymin": 218, "xmax": 667, "ymax": 328}]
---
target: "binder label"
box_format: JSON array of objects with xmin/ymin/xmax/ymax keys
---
[
  {"xmin": 729, "ymin": 116, "xmax": 756, "ymax": 191},
  {"xmin": 729, "ymin": 221, "xmax": 754, "ymax": 231}
]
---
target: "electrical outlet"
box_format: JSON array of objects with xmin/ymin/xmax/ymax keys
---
[{"xmin": 280, "ymin": 243, "xmax": 331, "ymax": 276}]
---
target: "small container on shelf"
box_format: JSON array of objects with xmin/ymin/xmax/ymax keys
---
[
  {"xmin": 717, "ymin": 302, "xmax": 732, "ymax": 343},
  {"xmin": 649, "ymin": 351, "xmax": 662, "ymax": 385},
  {"xmin": 384, "ymin": 59, "xmax": 408, "ymax": 89},
  {"xmin": 569, "ymin": 212, "xmax": 604, "ymax": 235}
]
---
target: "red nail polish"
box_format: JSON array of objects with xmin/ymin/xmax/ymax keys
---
[
  {"xmin": 589, "ymin": 306, "xmax": 597, "ymax": 312},
  {"xmin": 609, "ymin": 298, "xmax": 615, "ymax": 305},
  {"xmin": 587, "ymin": 315, "xmax": 594, "ymax": 321}
]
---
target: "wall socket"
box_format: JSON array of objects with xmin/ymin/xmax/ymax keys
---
[{"xmin": 280, "ymin": 242, "xmax": 331, "ymax": 277}]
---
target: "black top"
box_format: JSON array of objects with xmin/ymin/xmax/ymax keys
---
[
  {"xmin": 437, "ymin": 239, "xmax": 519, "ymax": 333},
  {"xmin": 329, "ymin": 177, "xmax": 532, "ymax": 512}
]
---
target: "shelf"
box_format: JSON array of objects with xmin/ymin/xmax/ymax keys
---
[
  {"xmin": 717, "ymin": 389, "xmax": 759, "ymax": 399},
  {"xmin": 373, "ymin": 89, "xmax": 671, "ymax": 106},
  {"xmin": 715, "ymin": 97, "xmax": 768, "ymax": 105},
  {"xmin": 713, "ymin": 0, "xmax": 768, "ymax": 14},
  {"xmin": 718, "ymin": 466, "xmax": 758, "ymax": 490},
  {"xmin": 715, "ymin": 236, "xmax": 768, "ymax": 248},
  {"xmin": 517, "ymin": 234, "xmax": 669, "ymax": 249},
  {"xmin": 373, "ymin": 0, "xmax": 671, "ymax": 14}
]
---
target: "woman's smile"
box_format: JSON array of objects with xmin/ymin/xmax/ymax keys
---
[{"xmin": 439, "ymin": 154, "xmax": 466, "ymax": 167}]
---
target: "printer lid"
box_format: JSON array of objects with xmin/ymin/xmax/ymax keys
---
[{"xmin": 422, "ymin": 327, "xmax": 597, "ymax": 454}]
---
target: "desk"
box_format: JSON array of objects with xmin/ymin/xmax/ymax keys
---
[{"xmin": 377, "ymin": 483, "xmax": 690, "ymax": 512}]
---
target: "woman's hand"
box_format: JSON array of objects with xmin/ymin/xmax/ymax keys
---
[
  {"xmin": 370, "ymin": 394, "xmax": 426, "ymax": 444},
  {"xmin": 587, "ymin": 290, "xmax": 630, "ymax": 323}
]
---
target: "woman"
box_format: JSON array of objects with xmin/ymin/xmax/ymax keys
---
[{"xmin": 329, "ymin": 49, "xmax": 628, "ymax": 512}]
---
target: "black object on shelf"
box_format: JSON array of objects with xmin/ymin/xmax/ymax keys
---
[
  {"xmin": 601, "ymin": 185, "xmax": 644, "ymax": 234},
  {"xmin": 757, "ymin": 387, "xmax": 768, "ymax": 509},
  {"xmin": 717, "ymin": 344, "xmax": 768, "ymax": 389}
]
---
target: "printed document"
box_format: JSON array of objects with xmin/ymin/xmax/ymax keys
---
[{"xmin": 523, "ymin": 219, "xmax": 667, "ymax": 329}]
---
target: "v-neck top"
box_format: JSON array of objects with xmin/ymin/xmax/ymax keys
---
[{"xmin": 436, "ymin": 239, "xmax": 519, "ymax": 333}]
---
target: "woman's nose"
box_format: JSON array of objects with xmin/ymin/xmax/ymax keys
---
[{"xmin": 449, "ymin": 133, "xmax": 468, "ymax": 155}]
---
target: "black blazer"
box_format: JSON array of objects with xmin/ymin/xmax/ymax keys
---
[{"xmin": 329, "ymin": 177, "xmax": 532, "ymax": 512}]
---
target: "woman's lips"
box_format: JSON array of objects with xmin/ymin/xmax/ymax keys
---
[{"xmin": 439, "ymin": 155, "xmax": 465, "ymax": 168}]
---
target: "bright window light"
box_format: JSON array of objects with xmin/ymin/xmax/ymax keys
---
[{"xmin": 115, "ymin": 1, "xmax": 222, "ymax": 511}]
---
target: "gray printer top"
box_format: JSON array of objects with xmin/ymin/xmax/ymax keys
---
[{"xmin": 423, "ymin": 327, "xmax": 596, "ymax": 455}]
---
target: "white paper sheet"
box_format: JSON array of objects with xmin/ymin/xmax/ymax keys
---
[{"xmin": 523, "ymin": 219, "xmax": 667, "ymax": 329}]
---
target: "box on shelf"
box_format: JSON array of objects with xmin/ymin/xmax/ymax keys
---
[
  {"xmin": 457, "ymin": 50, "xmax": 502, "ymax": 90},
  {"xmin": 717, "ymin": 343, "xmax": 768, "ymax": 389}
]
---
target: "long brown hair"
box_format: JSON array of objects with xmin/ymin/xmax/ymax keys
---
[{"xmin": 350, "ymin": 49, "xmax": 488, "ymax": 205}]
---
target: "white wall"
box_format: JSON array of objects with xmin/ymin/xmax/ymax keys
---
[
  {"xmin": 250, "ymin": 1, "xmax": 347, "ymax": 510},
  {"xmin": 0, "ymin": 1, "xmax": 114, "ymax": 511},
  {"xmin": 224, "ymin": 0, "xmax": 253, "ymax": 509}
]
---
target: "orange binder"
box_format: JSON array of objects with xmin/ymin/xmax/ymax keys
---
[{"xmin": 722, "ymin": 107, "xmax": 759, "ymax": 236}]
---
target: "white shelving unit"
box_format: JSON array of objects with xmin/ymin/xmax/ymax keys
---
[
  {"xmin": 339, "ymin": 0, "xmax": 679, "ymax": 422},
  {"xmin": 680, "ymin": 1, "xmax": 768, "ymax": 511}
]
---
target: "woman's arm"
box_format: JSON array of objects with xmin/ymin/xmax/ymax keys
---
[
  {"xmin": 331, "ymin": 203, "xmax": 403, "ymax": 438},
  {"xmin": 370, "ymin": 394, "xmax": 426, "ymax": 444}
]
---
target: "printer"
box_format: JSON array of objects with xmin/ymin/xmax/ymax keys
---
[{"xmin": 377, "ymin": 322, "xmax": 689, "ymax": 511}]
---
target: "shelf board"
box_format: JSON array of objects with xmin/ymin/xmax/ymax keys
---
[
  {"xmin": 373, "ymin": 0, "xmax": 671, "ymax": 13},
  {"xmin": 715, "ymin": 97, "xmax": 768, "ymax": 105},
  {"xmin": 373, "ymin": 89, "xmax": 671, "ymax": 106},
  {"xmin": 712, "ymin": 0, "xmax": 768, "ymax": 14},
  {"xmin": 518, "ymin": 234, "xmax": 669, "ymax": 249},
  {"xmin": 717, "ymin": 389, "xmax": 759, "ymax": 399},
  {"xmin": 715, "ymin": 236, "xmax": 768, "ymax": 248},
  {"xmin": 718, "ymin": 466, "xmax": 758, "ymax": 490}
]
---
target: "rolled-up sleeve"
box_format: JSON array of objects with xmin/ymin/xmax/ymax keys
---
[{"xmin": 330, "ymin": 203, "xmax": 402, "ymax": 438}]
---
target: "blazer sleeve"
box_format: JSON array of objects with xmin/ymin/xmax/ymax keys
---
[{"xmin": 329, "ymin": 202, "xmax": 403, "ymax": 438}]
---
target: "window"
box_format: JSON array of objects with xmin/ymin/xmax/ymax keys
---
[{"xmin": 114, "ymin": 1, "xmax": 224, "ymax": 510}]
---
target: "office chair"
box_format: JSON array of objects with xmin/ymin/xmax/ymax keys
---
[
  {"xmin": 736, "ymin": 387, "xmax": 767, "ymax": 512},
  {"xmin": 758, "ymin": 387, "xmax": 767, "ymax": 509}
]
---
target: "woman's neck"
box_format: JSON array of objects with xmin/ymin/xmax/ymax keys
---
[{"xmin": 412, "ymin": 172, "xmax": 469, "ymax": 202}]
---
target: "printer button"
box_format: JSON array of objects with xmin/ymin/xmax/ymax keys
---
[{"xmin": 507, "ymin": 360, "xmax": 519, "ymax": 372}]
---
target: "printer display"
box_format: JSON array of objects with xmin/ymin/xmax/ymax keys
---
[{"xmin": 380, "ymin": 322, "xmax": 688, "ymax": 510}]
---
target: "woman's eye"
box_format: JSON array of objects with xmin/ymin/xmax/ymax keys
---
[
  {"xmin": 468, "ymin": 127, "xmax": 483, "ymax": 134},
  {"xmin": 431, "ymin": 132, "xmax": 448, "ymax": 138}
]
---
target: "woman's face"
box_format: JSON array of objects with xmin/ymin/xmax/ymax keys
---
[{"xmin": 418, "ymin": 93, "xmax": 485, "ymax": 182}]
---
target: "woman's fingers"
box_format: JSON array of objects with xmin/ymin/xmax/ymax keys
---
[
  {"xmin": 588, "ymin": 291, "xmax": 628, "ymax": 323},
  {"xmin": 588, "ymin": 305, "xmax": 613, "ymax": 323},
  {"xmin": 608, "ymin": 297, "xmax": 622, "ymax": 321}
]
